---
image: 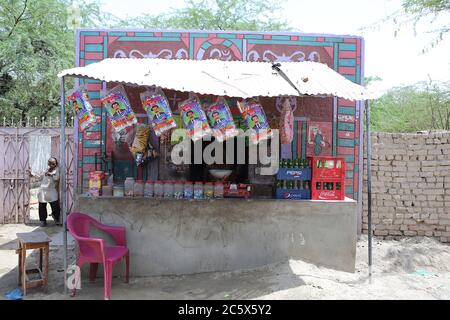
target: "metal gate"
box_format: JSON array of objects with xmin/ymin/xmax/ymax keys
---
[{"xmin": 0, "ymin": 127, "xmax": 74, "ymax": 224}]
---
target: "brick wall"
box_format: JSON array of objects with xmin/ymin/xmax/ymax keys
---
[{"xmin": 362, "ymin": 132, "xmax": 450, "ymax": 243}]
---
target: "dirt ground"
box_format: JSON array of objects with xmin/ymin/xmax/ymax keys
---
[{"xmin": 1, "ymin": 211, "xmax": 449, "ymax": 300}]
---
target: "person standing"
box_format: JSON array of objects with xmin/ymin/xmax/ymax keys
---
[{"xmin": 27, "ymin": 157, "xmax": 61, "ymax": 227}]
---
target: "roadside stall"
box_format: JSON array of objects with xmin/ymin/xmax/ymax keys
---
[{"xmin": 57, "ymin": 57, "xmax": 375, "ymax": 287}]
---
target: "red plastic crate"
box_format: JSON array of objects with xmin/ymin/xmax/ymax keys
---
[{"xmin": 309, "ymin": 156, "xmax": 346, "ymax": 200}]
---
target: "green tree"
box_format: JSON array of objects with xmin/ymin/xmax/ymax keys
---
[
  {"xmin": 118, "ymin": 0, "xmax": 290, "ymax": 31},
  {"xmin": 370, "ymin": 81, "xmax": 450, "ymax": 132},
  {"xmin": 360, "ymin": 0, "xmax": 450, "ymax": 52},
  {"xmin": 0, "ymin": 0, "xmax": 117, "ymax": 123}
]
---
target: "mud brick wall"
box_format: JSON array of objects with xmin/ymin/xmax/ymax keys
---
[{"xmin": 362, "ymin": 132, "xmax": 450, "ymax": 243}]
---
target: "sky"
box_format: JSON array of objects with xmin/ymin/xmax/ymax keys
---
[{"xmin": 98, "ymin": 0, "xmax": 450, "ymax": 93}]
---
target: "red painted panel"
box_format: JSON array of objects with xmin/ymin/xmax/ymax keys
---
[
  {"xmin": 84, "ymin": 52, "xmax": 104, "ymax": 60},
  {"xmin": 126, "ymin": 32, "xmax": 135, "ymax": 36},
  {"xmin": 306, "ymin": 122, "xmax": 332, "ymax": 156},
  {"xmin": 264, "ymin": 34, "xmax": 271, "ymax": 40},
  {"xmin": 80, "ymin": 59, "xmax": 84, "ymax": 67},
  {"xmin": 338, "ymin": 66, "xmax": 356, "ymax": 75},
  {"xmin": 100, "ymin": 32, "xmax": 107, "ymax": 36},
  {"xmin": 82, "ymin": 164, "xmax": 96, "ymax": 172},
  {"xmin": 345, "ymin": 178, "xmax": 353, "ymax": 186},
  {"xmin": 346, "ymin": 163, "xmax": 354, "ymax": 171},
  {"xmin": 83, "ymin": 148, "xmax": 102, "ymax": 156},
  {"xmin": 316, "ymin": 37, "xmax": 324, "ymax": 42},
  {"xmin": 208, "ymin": 33, "xmax": 216, "ymax": 38},
  {"xmin": 344, "ymin": 38, "xmax": 357, "ymax": 43},
  {"xmin": 85, "ymin": 36, "xmax": 104, "ymax": 44},
  {"xmin": 291, "ymin": 36, "xmax": 299, "ymax": 41},
  {"xmin": 339, "ymin": 50, "xmax": 357, "ymax": 59},
  {"xmin": 337, "ymin": 146, "xmax": 354, "ymax": 155},
  {"xmin": 80, "ymin": 36, "xmax": 85, "ymax": 49},
  {"xmin": 84, "ymin": 132, "xmax": 101, "ymax": 140},
  {"xmin": 338, "ymin": 131, "xmax": 355, "ymax": 139},
  {"xmin": 337, "ymin": 98, "xmax": 356, "ymax": 107}
]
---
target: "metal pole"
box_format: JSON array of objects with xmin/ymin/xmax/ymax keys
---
[
  {"xmin": 60, "ymin": 76, "xmax": 68, "ymax": 294},
  {"xmin": 365, "ymin": 99, "xmax": 373, "ymax": 280}
]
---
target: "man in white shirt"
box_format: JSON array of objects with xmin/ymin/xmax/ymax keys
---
[{"xmin": 27, "ymin": 157, "xmax": 61, "ymax": 227}]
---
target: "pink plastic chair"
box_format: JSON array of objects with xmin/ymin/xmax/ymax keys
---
[{"xmin": 67, "ymin": 212, "xmax": 129, "ymax": 300}]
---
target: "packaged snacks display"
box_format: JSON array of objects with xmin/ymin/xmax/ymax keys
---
[
  {"xmin": 237, "ymin": 98, "xmax": 272, "ymax": 145},
  {"xmin": 67, "ymin": 87, "xmax": 97, "ymax": 132},
  {"xmin": 179, "ymin": 96, "xmax": 211, "ymax": 142},
  {"xmin": 205, "ymin": 97, "xmax": 238, "ymax": 142},
  {"xmin": 280, "ymin": 98, "xmax": 294, "ymax": 145},
  {"xmin": 102, "ymin": 85, "xmax": 137, "ymax": 133},
  {"xmin": 140, "ymin": 87, "xmax": 176, "ymax": 136},
  {"xmin": 130, "ymin": 123, "xmax": 151, "ymax": 166},
  {"xmin": 88, "ymin": 171, "xmax": 104, "ymax": 196}
]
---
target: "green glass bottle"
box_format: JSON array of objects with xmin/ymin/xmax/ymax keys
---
[{"xmin": 287, "ymin": 159, "xmax": 292, "ymax": 168}]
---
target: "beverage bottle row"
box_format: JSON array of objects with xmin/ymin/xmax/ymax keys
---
[
  {"xmin": 276, "ymin": 180, "xmax": 310, "ymax": 190},
  {"xmin": 315, "ymin": 182, "xmax": 341, "ymax": 190},
  {"xmin": 279, "ymin": 158, "xmax": 310, "ymax": 169}
]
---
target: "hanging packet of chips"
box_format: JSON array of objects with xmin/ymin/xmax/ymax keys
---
[
  {"xmin": 179, "ymin": 95, "xmax": 211, "ymax": 142},
  {"xmin": 130, "ymin": 123, "xmax": 151, "ymax": 166},
  {"xmin": 280, "ymin": 98, "xmax": 294, "ymax": 145},
  {"xmin": 66, "ymin": 86, "xmax": 97, "ymax": 132},
  {"xmin": 102, "ymin": 85, "xmax": 137, "ymax": 134},
  {"xmin": 140, "ymin": 87, "xmax": 176, "ymax": 136},
  {"xmin": 237, "ymin": 98, "xmax": 272, "ymax": 145},
  {"xmin": 205, "ymin": 97, "xmax": 238, "ymax": 143}
]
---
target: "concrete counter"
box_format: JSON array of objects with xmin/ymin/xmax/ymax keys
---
[{"xmin": 74, "ymin": 196, "xmax": 357, "ymax": 275}]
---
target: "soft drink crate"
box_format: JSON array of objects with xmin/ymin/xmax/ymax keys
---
[
  {"xmin": 310, "ymin": 156, "xmax": 345, "ymax": 181},
  {"xmin": 311, "ymin": 181, "xmax": 345, "ymax": 200},
  {"xmin": 275, "ymin": 188, "xmax": 311, "ymax": 200},
  {"xmin": 309, "ymin": 156, "xmax": 346, "ymax": 201},
  {"xmin": 276, "ymin": 167, "xmax": 311, "ymax": 180}
]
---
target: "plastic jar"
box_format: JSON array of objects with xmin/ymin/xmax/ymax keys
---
[
  {"xmin": 204, "ymin": 182, "xmax": 214, "ymax": 199},
  {"xmin": 214, "ymin": 182, "xmax": 224, "ymax": 198},
  {"xmin": 174, "ymin": 182, "xmax": 184, "ymax": 199},
  {"xmin": 102, "ymin": 185, "xmax": 113, "ymax": 196},
  {"xmin": 144, "ymin": 181, "xmax": 154, "ymax": 198},
  {"xmin": 134, "ymin": 180, "xmax": 144, "ymax": 197},
  {"xmin": 113, "ymin": 185, "xmax": 124, "ymax": 197},
  {"xmin": 184, "ymin": 182, "xmax": 194, "ymax": 199},
  {"xmin": 164, "ymin": 181, "xmax": 174, "ymax": 198},
  {"xmin": 154, "ymin": 181, "xmax": 164, "ymax": 198},
  {"xmin": 124, "ymin": 177, "xmax": 135, "ymax": 197},
  {"xmin": 194, "ymin": 182, "xmax": 204, "ymax": 200}
]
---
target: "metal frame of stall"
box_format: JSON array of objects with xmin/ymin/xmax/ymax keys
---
[{"xmin": 58, "ymin": 75, "xmax": 374, "ymax": 294}]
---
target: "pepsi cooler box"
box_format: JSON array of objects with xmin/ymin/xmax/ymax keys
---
[
  {"xmin": 275, "ymin": 188, "xmax": 311, "ymax": 200},
  {"xmin": 276, "ymin": 168, "xmax": 311, "ymax": 180}
]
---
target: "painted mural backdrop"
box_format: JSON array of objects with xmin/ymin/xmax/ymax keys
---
[{"xmin": 76, "ymin": 30, "xmax": 363, "ymax": 200}]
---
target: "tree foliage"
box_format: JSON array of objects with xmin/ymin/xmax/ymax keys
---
[
  {"xmin": 0, "ymin": 0, "xmax": 289, "ymax": 122},
  {"xmin": 360, "ymin": 0, "xmax": 450, "ymax": 52},
  {"xmin": 117, "ymin": 0, "xmax": 290, "ymax": 31},
  {"xmin": 370, "ymin": 81, "xmax": 450, "ymax": 132}
]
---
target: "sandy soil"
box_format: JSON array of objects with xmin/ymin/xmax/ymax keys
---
[{"xmin": 0, "ymin": 219, "xmax": 449, "ymax": 300}]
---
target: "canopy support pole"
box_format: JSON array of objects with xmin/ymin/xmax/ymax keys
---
[
  {"xmin": 365, "ymin": 99, "xmax": 373, "ymax": 280},
  {"xmin": 60, "ymin": 76, "xmax": 68, "ymax": 294}
]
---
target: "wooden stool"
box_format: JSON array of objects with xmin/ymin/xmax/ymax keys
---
[{"xmin": 16, "ymin": 232, "xmax": 51, "ymax": 295}]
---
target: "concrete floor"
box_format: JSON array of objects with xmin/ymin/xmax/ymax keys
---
[{"xmin": 0, "ymin": 205, "xmax": 449, "ymax": 300}]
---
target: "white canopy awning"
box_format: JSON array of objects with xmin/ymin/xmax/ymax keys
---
[{"xmin": 58, "ymin": 58, "xmax": 377, "ymax": 100}]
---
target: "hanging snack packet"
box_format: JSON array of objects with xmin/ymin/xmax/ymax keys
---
[
  {"xmin": 140, "ymin": 87, "xmax": 176, "ymax": 136},
  {"xmin": 67, "ymin": 86, "xmax": 97, "ymax": 132},
  {"xmin": 130, "ymin": 123, "xmax": 151, "ymax": 166},
  {"xmin": 102, "ymin": 85, "xmax": 137, "ymax": 134},
  {"xmin": 280, "ymin": 98, "xmax": 294, "ymax": 145},
  {"xmin": 205, "ymin": 97, "xmax": 238, "ymax": 143},
  {"xmin": 179, "ymin": 95, "xmax": 211, "ymax": 142},
  {"xmin": 237, "ymin": 98, "xmax": 272, "ymax": 145}
]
